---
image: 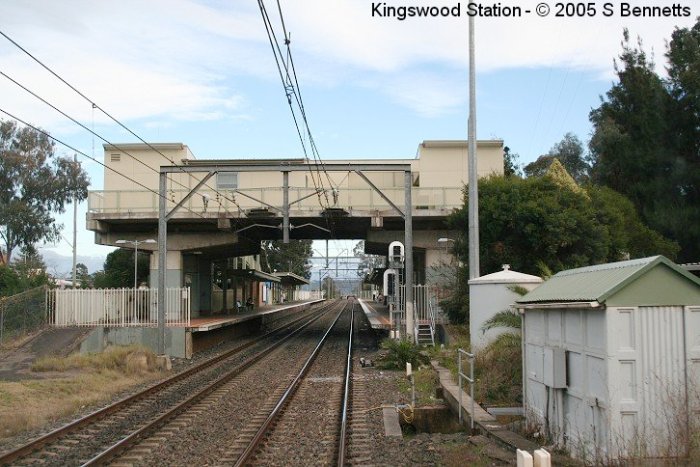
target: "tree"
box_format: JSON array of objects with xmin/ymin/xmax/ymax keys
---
[
  {"xmin": 321, "ymin": 275, "xmax": 338, "ymax": 298},
  {"xmin": 92, "ymin": 249, "xmax": 149, "ymax": 288},
  {"xmin": 503, "ymin": 146, "xmax": 521, "ymax": 177},
  {"xmin": 665, "ymin": 20, "xmax": 700, "ymax": 261},
  {"xmin": 449, "ymin": 174, "xmax": 677, "ymax": 278},
  {"xmin": 587, "ymin": 29, "xmax": 697, "ymax": 259},
  {"xmin": 0, "ymin": 120, "xmax": 89, "ymax": 264},
  {"xmin": 260, "ymin": 240, "xmax": 313, "ymax": 279},
  {"xmin": 0, "ymin": 248, "xmax": 49, "ymax": 296},
  {"xmin": 75, "ymin": 263, "xmax": 92, "ymax": 288},
  {"xmin": 352, "ymin": 241, "xmax": 384, "ymax": 280},
  {"xmin": 524, "ymin": 133, "xmax": 588, "ymax": 183}
]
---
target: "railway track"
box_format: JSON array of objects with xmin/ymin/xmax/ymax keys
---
[
  {"xmin": 221, "ymin": 301, "xmax": 355, "ymax": 466},
  {"xmin": 0, "ymin": 300, "xmax": 339, "ymax": 466}
]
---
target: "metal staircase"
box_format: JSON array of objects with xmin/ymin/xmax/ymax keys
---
[{"xmin": 401, "ymin": 285, "xmax": 438, "ymax": 346}]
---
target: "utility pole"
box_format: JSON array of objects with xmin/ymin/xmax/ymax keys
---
[
  {"xmin": 72, "ymin": 153, "xmax": 78, "ymax": 288},
  {"xmin": 467, "ymin": 6, "xmax": 480, "ymax": 280}
]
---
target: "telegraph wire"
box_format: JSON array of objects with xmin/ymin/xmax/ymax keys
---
[
  {"xmin": 0, "ymin": 69, "xmax": 244, "ymax": 219},
  {"xmin": 0, "ymin": 107, "xmax": 209, "ymax": 221},
  {"xmin": 0, "ymin": 71, "xmax": 200, "ymax": 195},
  {"xmin": 0, "ymin": 29, "xmax": 245, "ymax": 216}
]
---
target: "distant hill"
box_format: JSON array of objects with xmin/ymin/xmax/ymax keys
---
[{"xmin": 39, "ymin": 248, "xmax": 107, "ymax": 277}]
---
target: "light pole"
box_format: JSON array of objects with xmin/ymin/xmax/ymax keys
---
[
  {"xmin": 116, "ymin": 239, "xmax": 156, "ymax": 289},
  {"xmin": 467, "ymin": 2, "xmax": 480, "ymax": 280}
]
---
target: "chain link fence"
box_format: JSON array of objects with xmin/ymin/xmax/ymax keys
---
[{"xmin": 0, "ymin": 286, "xmax": 48, "ymax": 345}]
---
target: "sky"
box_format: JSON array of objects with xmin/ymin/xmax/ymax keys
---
[{"xmin": 1, "ymin": 0, "xmax": 697, "ymax": 274}]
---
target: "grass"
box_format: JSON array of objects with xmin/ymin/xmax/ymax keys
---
[
  {"xmin": 437, "ymin": 440, "xmax": 505, "ymax": 467},
  {"xmin": 32, "ymin": 345, "xmax": 158, "ymax": 375},
  {"xmin": 397, "ymin": 367, "xmax": 440, "ymax": 405},
  {"xmin": 0, "ymin": 345, "xmax": 167, "ymax": 439}
]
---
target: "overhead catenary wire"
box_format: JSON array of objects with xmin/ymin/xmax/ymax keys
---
[
  {"xmin": 0, "ymin": 29, "xmax": 245, "ymax": 216},
  {"xmin": 276, "ymin": 4, "xmax": 336, "ymax": 194},
  {"xmin": 0, "ymin": 107, "xmax": 209, "ymax": 221},
  {"xmin": 256, "ymin": 1, "xmax": 324, "ymax": 200},
  {"xmin": 257, "ymin": 1, "xmax": 337, "ymax": 207}
]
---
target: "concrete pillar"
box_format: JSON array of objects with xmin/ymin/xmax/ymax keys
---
[
  {"xmin": 199, "ymin": 258, "xmax": 212, "ymax": 314},
  {"xmin": 516, "ymin": 450, "xmax": 533, "ymax": 467},
  {"xmin": 149, "ymin": 251, "xmax": 183, "ymax": 289}
]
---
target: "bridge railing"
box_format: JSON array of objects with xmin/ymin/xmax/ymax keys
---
[{"xmin": 87, "ymin": 186, "xmax": 463, "ymax": 215}]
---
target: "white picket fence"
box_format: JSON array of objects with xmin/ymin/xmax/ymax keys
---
[{"xmin": 46, "ymin": 287, "xmax": 191, "ymax": 327}]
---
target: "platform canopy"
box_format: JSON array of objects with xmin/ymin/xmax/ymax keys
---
[
  {"xmin": 272, "ymin": 272, "xmax": 310, "ymax": 286},
  {"xmin": 228, "ymin": 268, "xmax": 281, "ymax": 283}
]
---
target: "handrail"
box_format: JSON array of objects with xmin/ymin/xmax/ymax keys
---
[{"xmin": 458, "ymin": 348, "xmax": 475, "ymax": 430}]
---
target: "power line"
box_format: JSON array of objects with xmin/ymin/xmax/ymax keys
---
[
  {"xmin": 0, "ymin": 107, "xmax": 209, "ymax": 221},
  {"xmin": 0, "ymin": 71, "xmax": 199, "ymax": 194},
  {"xmin": 0, "ymin": 29, "xmax": 245, "ymax": 216}
]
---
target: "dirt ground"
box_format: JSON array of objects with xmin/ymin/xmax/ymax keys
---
[{"xmin": 0, "ymin": 327, "xmax": 92, "ymax": 381}]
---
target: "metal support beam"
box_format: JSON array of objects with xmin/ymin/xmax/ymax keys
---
[
  {"xmin": 282, "ymin": 171, "xmax": 289, "ymax": 244},
  {"xmin": 166, "ymin": 172, "xmax": 215, "ymax": 220},
  {"xmin": 289, "ymin": 188, "xmax": 323, "ymax": 206},
  {"xmin": 232, "ymin": 190, "xmax": 282, "ymax": 213},
  {"xmin": 354, "ymin": 170, "xmax": 405, "ymax": 218},
  {"xmin": 404, "ymin": 170, "xmax": 414, "ymax": 342},
  {"xmin": 157, "ymin": 172, "xmax": 167, "ymax": 355}
]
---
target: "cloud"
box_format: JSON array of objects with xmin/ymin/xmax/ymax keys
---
[{"xmin": 0, "ymin": 0, "xmax": 696, "ymax": 128}]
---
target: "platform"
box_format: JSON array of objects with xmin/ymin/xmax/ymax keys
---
[
  {"xmin": 357, "ymin": 299, "xmax": 391, "ymax": 330},
  {"xmin": 188, "ymin": 300, "xmax": 324, "ymax": 332},
  {"xmin": 80, "ymin": 299, "xmax": 324, "ymax": 359}
]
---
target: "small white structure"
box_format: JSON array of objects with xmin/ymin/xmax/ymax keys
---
[
  {"xmin": 516, "ymin": 256, "xmax": 700, "ymax": 462},
  {"xmin": 468, "ymin": 265, "xmax": 542, "ymax": 350}
]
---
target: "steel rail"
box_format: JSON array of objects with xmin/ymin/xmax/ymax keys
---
[
  {"xmin": 82, "ymin": 300, "xmax": 345, "ymax": 466},
  {"xmin": 337, "ymin": 302, "xmax": 355, "ymax": 467},
  {"xmin": 233, "ymin": 302, "xmax": 352, "ymax": 467},
  {"xmin": 0, "ymin": 300, "xmax": 331, "ymax": 465}
]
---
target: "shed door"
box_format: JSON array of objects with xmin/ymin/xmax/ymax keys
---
[
  {"xmin": 637, "ymin": 306, "xmax": 685, "ymax": 455},
  {"xmin": 686, "ymin": 306, "xmax": 700, "ymax": 416}
]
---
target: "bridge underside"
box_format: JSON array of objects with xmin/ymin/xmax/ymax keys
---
[{"xmin": 89, "ymin": 210, "xmax": 452, "ymax": 256}]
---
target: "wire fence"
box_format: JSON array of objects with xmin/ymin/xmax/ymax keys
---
[{"xmin": 0, "ymin": 286, "xmax": 48, "ymax": 345}]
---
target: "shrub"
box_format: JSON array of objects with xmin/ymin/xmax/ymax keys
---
[{"xmin": 378, "ymin": 339, "xmax": 429, "ymax": 370}]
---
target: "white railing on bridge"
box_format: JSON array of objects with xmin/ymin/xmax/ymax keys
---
[
  {"xmin": 46, "ymin": 287, "xmax": 190, "ymax": 327},
  {"xmin": 87, "ymin": 186, "xmax": 463, "ymax": 216}
]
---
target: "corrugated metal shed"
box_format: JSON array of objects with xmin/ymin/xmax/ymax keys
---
[{"xmin": 517, "ymin": 255, "xmax": 700, "ymax": 304}]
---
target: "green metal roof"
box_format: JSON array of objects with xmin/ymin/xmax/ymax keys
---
[{"xmin": 516, "ymin": 256, "xmax": 700, "ymax": 304}]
